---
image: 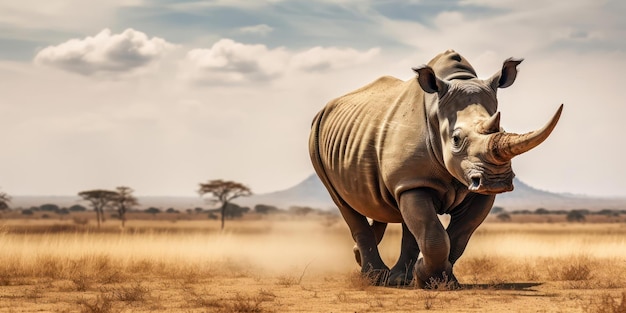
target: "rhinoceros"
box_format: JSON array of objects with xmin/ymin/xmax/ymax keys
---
[{"xmin": 308, "ymin": 50, "xmax": 562, "ymax": 288}]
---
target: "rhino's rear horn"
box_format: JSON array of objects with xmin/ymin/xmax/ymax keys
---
[
  {"xmin": 489, "ymin": 104, "xmax": 563, "ymax": 162},
  {"xmin": 481, "ymin": 112, "xmax": 501, "ymax": 134}
]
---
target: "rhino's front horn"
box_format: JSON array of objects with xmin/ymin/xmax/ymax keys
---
[{"xmin": 489, "ymin": 104, "xmax": 563, "ymax": 163}]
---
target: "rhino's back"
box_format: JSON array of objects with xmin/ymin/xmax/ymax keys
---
[{"xmin": 310, "ymin": 76, "xmax": 419, "ymax": 222}]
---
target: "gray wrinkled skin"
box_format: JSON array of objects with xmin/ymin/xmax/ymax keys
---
[{"xmin": 309, "ymin": 50, "xmax": 562, "ymax": 287}]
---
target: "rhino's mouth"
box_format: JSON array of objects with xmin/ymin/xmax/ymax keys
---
[{"xmin": 467, "ymin": 173, "xmax": 514, "ymax": 195}]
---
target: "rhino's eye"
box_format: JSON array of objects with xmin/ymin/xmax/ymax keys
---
[
  {"xmin": 452, "ymin": 135, "xmax": 461, "ymax": 146},
  {"xmin": 451, "ymin": 129, "xmax": 465, "ymax": 153}
]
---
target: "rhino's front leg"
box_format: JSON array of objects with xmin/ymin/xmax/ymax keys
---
[
  {"xmin": 399, "ymin": 189, "xmax": 453, "ymax": 288},
  {"xmin": 338, "ymin": 205, "xmax": 389, "ymax": 285},
  {"xmin": 447, "ymin": 194, "xmax": 494, "ymax": 269}
]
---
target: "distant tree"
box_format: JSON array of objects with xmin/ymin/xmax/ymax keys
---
[
  {"xmin": 490, "ymin": 206, "xmax": 505, "ymax": 215},
  {"xmin": 69, "ymin": 204, "xmax": 87, "ymax": 212},
  {"xmin": 112, "ymin": 186, "xmax": 139, "ymax": 228},
  {"xmin": 254, "ymin": 204, "xmax": 279, "ymax": 215},
  {"xmin": 57, "ymin": 208, "xmax": 70, "ymax": 216},
  {"xmin": 78, "ymin": 189, "xmax": 119, "ymax": 229},
  {"xmin": 0, "ymin": 190, "xmax": 10, "ymax": 212},
  {"xmin": 597, "ymin": 209, "xmax": 619, "ymax": 217},
  {"xmin": 222, "ymin": 203, "xmax": 249, "ymax": 219},
  {"xmin": 496, "ymin": 213, "xmax": 512, "ymax": 222},
  {"xmin": 40, "ymin": 204, "xmax": 60, "ymax": 212},
  {"xmin": 194, "ymin": 207, "xmax": 204, "ymax": 214},
  {"xmin": 567, "ymin": 210, "xmax": 586, "ymax": 223},
  {"xmin": 577, "ymin": 209, "xmax": 590, "ymax": 215},
  {"xmin": 21, "ymin": 209, "xmax": 33, "ymax": 215},
  {"xmin": 166, "ymin": 208, "xmax": 179, "ymax": 214},
  {"xmin": 198, "ymin": 180, "xmax": 252, "ymax": 230},
  {"xmin": 145, "ymin": 207, "xmax": 161, "ymax": 215},
  {"xmin": 289, "ymin": 206, "xmax": 314, "ymax": 216},
  {"xmin": 534, "ymin": 208, "xmax": 550, "ymax": 215}
]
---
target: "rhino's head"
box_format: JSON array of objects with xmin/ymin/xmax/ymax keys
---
[{"xmin": 413, "ymin": 52, "xmax": 562, "ymax": 195}]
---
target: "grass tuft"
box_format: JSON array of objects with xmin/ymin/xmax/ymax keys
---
[
  {"xmin": 107, "ymin": 282, "xmax": 150, "ymax": 302},
  {"xmin": 77, "ymin": 294, "xmax": 116, "ymax": 313}
]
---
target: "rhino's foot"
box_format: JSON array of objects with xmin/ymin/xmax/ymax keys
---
[
  {"xmin": 387, "ymin": 268, "xmax": 414, "ymax": 286},
  {"xmin": 414, "ymin": 259, "xmax": 459, "ymax": 290}
]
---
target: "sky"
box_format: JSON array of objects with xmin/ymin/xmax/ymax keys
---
[{"xmin": 0, "ymin": 0, "xmax": 624, "ymax": 197}]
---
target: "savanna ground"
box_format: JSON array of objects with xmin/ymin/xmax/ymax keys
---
[{"xmin": 1, "ymin": 214, "xmax": 626, "ymax": 312}]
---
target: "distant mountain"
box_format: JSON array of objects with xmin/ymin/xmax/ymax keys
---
[
  {"xmin": 9, "ymin": 174, "xmax": 626, "ymax": 212},
  {"xmin": 237, "ymin": 174, "xmax": 334, "ymax": 209}
]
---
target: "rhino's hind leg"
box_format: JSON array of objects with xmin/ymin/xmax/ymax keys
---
[
  {"xmin": 388, "ymin": 223, "xmax": 420, "ymax": 286},
  {"xmin": 353, "ymin": 220, "xmax": 387, "ymax": 267},
  {"xmin": 338, "ymin": 207, "xmax": 389, "ymax": 285}
]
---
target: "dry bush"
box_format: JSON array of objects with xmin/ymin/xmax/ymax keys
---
[
  {"xmin": 583, "ymin": 291, "xmax": 626, "ymax": 313},
  {"xmin": 34, "ymin": 255, "xmax": 64, "ymax": 279},
  {"xmin": 0, "ymin": 262, "xmax": 22, "ymax": 286},
  {"xmin": 275, "ymin": 263, "xmax": 310, "ymax": 287},
  {"xmin": 226, "ymin": 293, "xmax": 273, "ymax": 313},
  {"xmin": 417, "ymin": 290, "xmax": 440, "ymax": 310},
  {"xmin": 181, "ymin": 287, "xmax": 273, "ymax": 312},
  {"xmin": 106, "ymin": 282, "xmax": 150, "ymax": 302},
  {"xmin": 423, "ymin": 273, "xmax": 459, "ymax": 291},
  {"xmin": 276, "ymin": 275, "xmax": 298, "ymax": 287},
  {"xmin": 346, "ymin": 271, "xmax": 372, "ymax": 291},
  {"xmin": 70, "ymin": 270, "xmax": 94, "ymax": 292},
  {"xmin": 549, "ymin": 257, "xmax": 594, "ymax": 282},
  {"xmin": 456, "ymin": 256, "xmax": 499, "ymax": 283},
  {"xmin": 182, "ymin": 286, "xmax": 222, "ymax": 308}
]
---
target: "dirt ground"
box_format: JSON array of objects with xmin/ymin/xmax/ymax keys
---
[{"xmin": 1, "ymin": 218, "xmax": 625, "ymax": 312}]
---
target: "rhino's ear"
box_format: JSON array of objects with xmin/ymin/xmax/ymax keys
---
[
  {"xmin": 488, "ymin": 57, "xmax": 524, "ymax": 89},
  {"xmin": 413, "ymin": 65, "xmax": 448, "ymax": 95}
]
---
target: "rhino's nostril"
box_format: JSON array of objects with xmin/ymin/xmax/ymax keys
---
[{"xmin": 471, "ymin": 176, "xmax": 481, "ymax": 188}]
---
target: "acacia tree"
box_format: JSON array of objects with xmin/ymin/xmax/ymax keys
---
[
  {"xmin": 113, "ymin": 186, "xmax": 138, "ymax": 228},
  {"xmin": 78, "ymin": 189, "xmax": 119, "ymax": 229},
  {"xmin": 198, "ymin": 180, "xmax": 252, "ymax": 230},
  {"xmin": 0, "ymin": 189, "xmax": 10, "ymax": 212}
]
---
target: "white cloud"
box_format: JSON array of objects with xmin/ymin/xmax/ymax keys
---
[
  {"xmin": 182, "ymin": 38, "xmax": 380, "ymax": 84},
  {"xmin": 34, "ymin": 28, "xmax": 174, "ymax": 76},
  {"xmin": 183, "ymin": 39, "xmax": 290, "ymax": 84},
  {"xmin": 239, "ymin": 24, "xmax": 274, "ymax": 36},
  {"xmin": 290, "ymin": 46, "xmax": 381, "ymax": 72}
]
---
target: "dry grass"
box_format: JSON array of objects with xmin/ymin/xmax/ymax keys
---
[{"xmin": 1, "ymin": 218, "xmax": 626, "ymax": 312}]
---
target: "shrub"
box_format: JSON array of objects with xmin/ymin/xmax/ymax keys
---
[
  {"xmin": 69, "ymin": 205, "xmax": 87, "ymax": 212},
  {"xmin": 567, "ymin": 210, "xmax": 586, "ymax": 222},
  {"xmin": 254, "ymin": 204, "xmax": 279, "ymax": 214},
  {"xmin": 496, "ymin": 213, "xmax": 511, "ymax": 222}
]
